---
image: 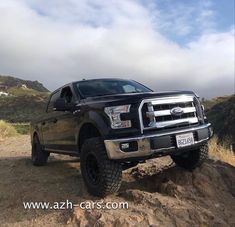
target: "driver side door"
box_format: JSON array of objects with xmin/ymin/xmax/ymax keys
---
[{"xmin": 52, "ymin": 86, "xmax": 79, "ymax": 153}]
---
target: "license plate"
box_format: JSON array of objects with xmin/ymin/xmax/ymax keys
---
[{"xmin": 176, "ymin": 133, "xmax": 194, "ymax": 148}]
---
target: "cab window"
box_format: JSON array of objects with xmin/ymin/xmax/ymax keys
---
[{"xmin": 123, "ymin": 84, "xmax": 138, "ymax": 93}]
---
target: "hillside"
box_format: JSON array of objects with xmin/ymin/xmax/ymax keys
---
[
  {"xmin": 0, "ymin": 75, "xmax": 49, "ymax": 122},
  {"xmin": 203, "ymin": 95, "xmax": 235, "ymax": 143}
]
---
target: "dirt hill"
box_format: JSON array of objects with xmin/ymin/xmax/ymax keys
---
[{"xmin": 0, "ymin": 135, "xmax": 234, "ymax": 226}]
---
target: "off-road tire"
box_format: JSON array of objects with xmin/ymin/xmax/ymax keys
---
[
  {"xmin": 80, "ymin": 137, "xmax": 122, "ymax": 197},
  {"xmin": 32, "ymin": 135, "xmax": 49, "ymax": 166},
  {"xmin": 171, "ymin": 143, "xmax": 208, "ymax": 170}
]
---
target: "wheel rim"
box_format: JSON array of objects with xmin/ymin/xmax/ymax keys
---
[{"xmin": 85, "ymin": 154, "xmax": 100, "ymax": 185}]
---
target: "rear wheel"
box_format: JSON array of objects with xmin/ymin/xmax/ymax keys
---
[
  {"xmin": 80, "ymin": 137, "xmax": 122, "ymax": 197},
  {"xmin": 32, "ymin": 135, "xmax": 49, "ymax": 166},
  {"xmin": 171, "ymin": 143, "xmax": 208, "ymax": 170}
]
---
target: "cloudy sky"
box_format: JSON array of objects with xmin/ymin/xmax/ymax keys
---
[{"xmin": 0, "ymin": 0, "xmax": 234, "ymax": 98}]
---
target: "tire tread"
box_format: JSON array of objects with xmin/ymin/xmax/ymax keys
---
[
  {"xmin": 81, "ymin": 137, "xmax": 122, "ymax": 197},
  {"xmin": 171, "ymin": 143, "xmax": 208, "ymax": 170}
]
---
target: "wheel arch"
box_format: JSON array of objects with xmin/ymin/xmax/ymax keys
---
[
  {"xmin": 30, "ymin": 124, "xmax": 41, "ymax": 145},
  {"xmin": 77, "ymin": 122, "xmax": 103, "ymax": 152}
]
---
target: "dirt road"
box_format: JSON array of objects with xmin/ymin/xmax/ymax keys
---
[{"xmin": 0, "ymin": 135, "xmax": 234, "ymax": 226}]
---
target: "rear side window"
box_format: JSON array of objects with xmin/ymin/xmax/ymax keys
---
[{"xmin": 47, "ymin": 91, "xmax": 60, "ymax": 112}]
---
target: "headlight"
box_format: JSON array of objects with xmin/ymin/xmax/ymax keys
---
[{"xmin": 104, "ymin": 105, "xmax": 131, "ymax": 129}]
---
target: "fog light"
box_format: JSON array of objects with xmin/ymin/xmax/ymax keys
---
[
  {"xmin": 121, "ymin": 143, "xmax": 129, "ymax": 150},
  {"xmin": 120, "ymin": 141, "xmax": 138, "ymax": 152}
]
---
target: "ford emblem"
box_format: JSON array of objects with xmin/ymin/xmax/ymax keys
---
[{"xmin": 170, "ymin": 107, "xmax": 184, "ymax": 116}]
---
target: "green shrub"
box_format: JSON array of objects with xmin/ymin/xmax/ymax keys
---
[
  {"xmin": 13, "ymin": 123, "xmax": 30, "ymax": 135},
  {"xmin": 0, "ymin": 120, "xmax": 18, "ymax": 141}
]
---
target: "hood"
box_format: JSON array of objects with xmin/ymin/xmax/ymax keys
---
[{"xmin": 82, "ymin": 91, "xmax": 196, "ymax": 105}]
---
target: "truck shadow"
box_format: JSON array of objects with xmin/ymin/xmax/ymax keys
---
[{"xmin": 119, "ymin": 162, "xmax": 185, "ymax": 195}]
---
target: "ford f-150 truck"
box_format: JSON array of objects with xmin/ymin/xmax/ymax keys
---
[{"xmin": 30, "ymin": 78, "xmax": 213, "ymax": 197}]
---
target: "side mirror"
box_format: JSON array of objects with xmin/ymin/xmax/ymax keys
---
[{"xmin": 53, "ymin": 98, "xmax": 71, "ymax": 111}]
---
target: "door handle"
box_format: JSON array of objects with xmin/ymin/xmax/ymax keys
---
[{"xmin": 53, "ymin": 118, "xmax": 58, "ymax": 123}]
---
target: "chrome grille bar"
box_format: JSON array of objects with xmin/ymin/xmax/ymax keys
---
[
  {"xmin": 150, "ymin": 96, "xmax": 193, "ymax": 105},
  {"xmin": 146, "ymin": 107, "xmax": 196, "ymax": 117},
  {"xmin": 138, "ymin": 95, "xmax": 199, "ymax": 133},
  {"xmin": 149, "ymin": 117, "xmax": 198, "ymax": 129}
]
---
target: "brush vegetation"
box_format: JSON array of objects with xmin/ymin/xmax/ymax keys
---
[
  {"xmin": 203, "ymin": 95, "xmax": 235, "ymax": 143},
  {"xmin": 12, "ymin": 123, "xmax": 30, "ymax": 134},
  {"xmin": 0, "ymin": 75, "xmax": 49, "ymax": 122},
  {"xmin": 209, "ymin": 136, "xmax": 235, "ymax": 166},
  {"xmin": 0, "ymin": 120, "xmax": 18, "ymax": 141}
]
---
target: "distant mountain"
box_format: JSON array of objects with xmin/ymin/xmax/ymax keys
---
[
  {"xmin": 0, "ymin": 75, "xmax": 50, "ymax": 122},
  {"xmin": 203, "ymin": 95, "xmax": 235, "ymax": 144},
  {"xmin": 0, "ymin": 75, "xmax": 49, "ymax": 92}
]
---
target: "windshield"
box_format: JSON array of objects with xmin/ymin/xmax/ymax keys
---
[{"xmin": 75, "ymin": 79, "xmax": 152, "ymax": 98}]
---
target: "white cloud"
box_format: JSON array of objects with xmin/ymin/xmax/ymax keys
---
[
  {"xmin": 146, "ymin": 0, "xmax": 217, "ymax": 37},
  {"xmin": 0, "ymin": 0, "xmax": 234, "ymax": 98}
]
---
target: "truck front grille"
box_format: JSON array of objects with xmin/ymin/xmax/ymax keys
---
[{"xmin": 139, "ymin": 96, "xmax": 199, "ymax": 133}]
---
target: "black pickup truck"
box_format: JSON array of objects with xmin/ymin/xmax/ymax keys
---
[{"xmin": 30, "ymin": 78, "xmax": 213, "ymax": 197}]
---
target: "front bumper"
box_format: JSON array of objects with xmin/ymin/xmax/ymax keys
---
[{"xmin": 104, "ymin": 123, "xmax": 213, "ymax": 160}]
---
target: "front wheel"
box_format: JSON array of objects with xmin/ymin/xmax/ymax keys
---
[
  {"xmin": 171, "ymin": 143, "xmax": 208, "ymax": 170},
  {"xmin": 32, "ymin": 135, "xmax": 49, "ymax": 166},
  {"xmin": 80, "ymin": 137, "xmax": 122, "ymax": 197}
]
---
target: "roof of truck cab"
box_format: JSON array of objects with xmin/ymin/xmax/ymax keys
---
[
  {"xmin": 49, "ymin": 79, "xmax": 128, "ymax": 94},
  {"xmin": 72, "ymin": 78, "xmax": 133, "ymax": 83},
  {"xmin": 50, "ymin": 78, "xmax": 196, "ymax": 97}
]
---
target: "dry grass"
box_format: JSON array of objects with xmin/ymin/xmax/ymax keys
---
[
  {"xmin": 209, "ymin": 136, "xmax": 235, "ymax": 166},
  {"xmin": 0, "ymin": 120, "xmax": 18, "ymax": 141}
]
